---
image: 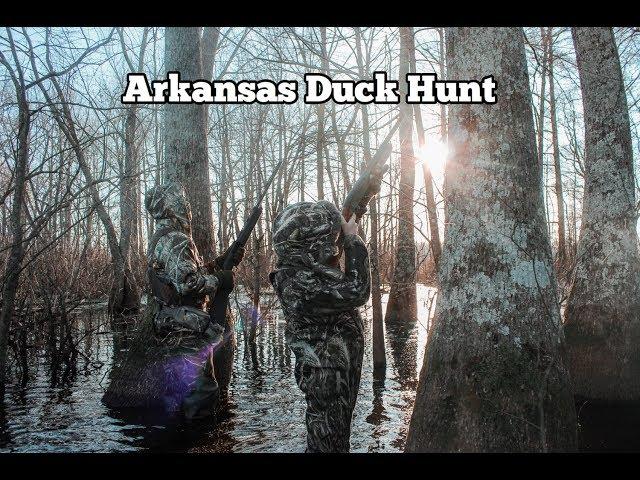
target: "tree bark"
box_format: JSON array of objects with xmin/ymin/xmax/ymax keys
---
[
  {"xmin": 164, "ymin": 27, "xmax": 216, "ymax": 261},
  {"xmin": 385, "ymin": 26, "xmax": 417, "ymax": 325},
  {"xmin": 405, "ymin": 27, "xmax": 577, "ymax": 452},
  {"xmin": 564, "ymin": 27, "xmax": 640, "ymax": 402},
  {"xmin": 201, "ymin": 27, "xmax": 220, "ymax": 81}
]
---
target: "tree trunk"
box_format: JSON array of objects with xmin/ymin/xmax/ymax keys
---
[
  {"xmin": 0, "ymin": 85, "xmax": 30, "ymax": 394},
  {"xmin": 117, "ymin": 103, "xmax": 142, "ymax": 314},
  {"xmin": 385, "ymin": 26, "xmax": 417, "ymax": 325},
  {"xmin": 564, "ymin": 27, "xmax": 640, "ymax": 402},
  {"xmin": 537, "ymin": 27, "xmax": 549, "ymax": 178},
  {"xmin": 438, "ymin": 28, "xmax": 447, "ymax": 142},
  {"xmin": 201, "ymin": 27, "xmax": 220, "ymax": 81},
  {"xmin": 315, "ymin": 27, "xmax": 327, "ymax": 201},
  {"xmin": 405, "ymin": 27, "xmax": 577, "ymax": 452},
  {"xmin": 164, "ymin": 27, "xmax": 216, "ymax": 261},
  {"xmin": 218, "ymin": 106, "xmax": 230, "ymax": 251},
  {"xmin": 355, "ymin": 26, "xmax": 385, "ymax": 371},
  {"xmin": 409, "ymin": 35, "xmax": 442, "ymax": 269},
  {"xmin": 163, "ymin": 27, "xmax": 233, "ymax": 394},
  {"xmin": 547, "ymin": 29, "xmax": 567, "ymax": 265}
]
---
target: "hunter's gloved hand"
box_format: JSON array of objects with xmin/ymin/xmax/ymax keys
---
[
  {"xmin": 354, "ymin": 203, "xmax": 368, "ymax": 217},
  {"xmin": 213, "ymin": 270, "xmax": 234, "ymax": 292},
  {"xmin": 186, "ymin": 274, "xmax": 208, "ymax": 296},
  {"xmin": 213, "ymin": 246, "xmax": 245, "ymax": 270},
  {"xmin": 202, "ymin": 275, "xmax": 220, "ymax": 295}
]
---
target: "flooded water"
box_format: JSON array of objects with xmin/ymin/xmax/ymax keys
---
[{"xmin": 0, "ymin": 285, "xmax": 437, "ymax": 453}]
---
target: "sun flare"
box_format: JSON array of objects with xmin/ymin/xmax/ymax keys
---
[{"xmin": 418, "ymin": 140, "xmax": 449, "ymax": 178}]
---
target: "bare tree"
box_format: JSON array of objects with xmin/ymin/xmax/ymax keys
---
[
  {"xmin": 164, "ymin": 27, "xmax": 216, "ymax": 261},
  {"xmin": 315, "ymin": 27, "xmax": 327, "ymax": 200},
  {"xmin": 355, "ymin": 26, "xmax": 385, "ymax": 370},
  {"xmin": 385, "ymin": 26, "xmax": 417, "ymax": 325},
  {"xmin": 117, "ymin": 27, "xmax": 150, "ymax": 306},
  {"xmin": 547, "ymin": 28, "xmax": 567, "ymax": 265},
  {"xmin": 410, "ymin": 31, "xmax": 441, "ymax": 268},
  {"xmin": 0, "ymin": 31, "xmax": 31, "ymax": 393}
]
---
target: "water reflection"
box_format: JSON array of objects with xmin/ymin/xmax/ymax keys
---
[
  {"xmin": 384, "ymin": 321, "xmax": 418, "ymax": 390},
  {"xmin": 365, "ymin": 374, "xmax": 389, "ymax": 425},
  {"xmin": 4, "ymin": 285, "xmax": 638, "ymax": 452},
  {"xmin": 0, "ymin": 286, "xmax": 436, "ymax": 453},
  {"xmin": 0, "ymin": 401, "xmax": 9, "ymax": 447}
]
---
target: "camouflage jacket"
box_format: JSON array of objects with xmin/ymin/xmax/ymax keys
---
[
  {"xmin": 270, "ymin": 233, "xmax": 370, "ymax": 369},
  {"xmin": 149, "ymin": 219, "xmax": 219, "ymax": 306}
]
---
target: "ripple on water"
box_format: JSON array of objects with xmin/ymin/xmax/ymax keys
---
[{"xmin": 1, "ymin": 285, "xmax": 437, "ymax": 453}]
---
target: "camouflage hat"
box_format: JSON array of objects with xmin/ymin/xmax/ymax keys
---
[
  {"xmin": 272, "ymin": 200, "xmax": 343, "ymax": 267},
  {"xmin": 144, "ymin": 182, "xmax": 192, "ymax": 228}
]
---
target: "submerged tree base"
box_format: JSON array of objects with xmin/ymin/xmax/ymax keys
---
[
  {"xmin": 102, "ymin": 303, "xmax": 169, "ymax": 410},
  {"xmin": 107, "ymin": 272, "xmax": 141, "ymax": 317}
]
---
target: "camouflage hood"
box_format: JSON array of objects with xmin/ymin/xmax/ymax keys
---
[
  {"xmin": 272, "ymin": 201, "xmax": 343, "ymax": 271},
  {"xmin": 145, "ymin": 182, "xmax": 192, "ymax": 232}
]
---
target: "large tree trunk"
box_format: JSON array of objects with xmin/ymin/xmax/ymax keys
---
[
  {"xmin": 405, "ymin": 27, "xmax": 577, "ymax": 453},
  {"xmin": 564, "ymin": 27, "xmax": 640, "ymax": 402},
  {"xmin": 385, "ymin": 26, "xmax": 417, "ymax": 325},
  {"xmin": 164, "ymin": 27, "xmax": 234, "ymax": 393},
  {"xmin": 547, "ymin": 29, "xmax": 567, "ymax": 266},
  {"xmin": 164, "ymin": 27, "xmax": 216, "ymax": 262}
]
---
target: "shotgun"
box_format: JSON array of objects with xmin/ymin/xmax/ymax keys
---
[
  {"xmin": 341, "ymin": 115, "xmax": 402, "ymax": 222},
  {"xmin": 210, "ymin": 159, "xmax": 284, "ymax": 324}
]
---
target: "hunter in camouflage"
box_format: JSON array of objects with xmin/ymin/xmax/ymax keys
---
[
  {"xmin": 144, "ymin": 182, "xmax": 243, "ymax": 419},
  {"xmin": 269, "ymin": 200, "xmax": 371, "ymax": 452}
]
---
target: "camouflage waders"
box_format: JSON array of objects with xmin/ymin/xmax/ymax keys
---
[
  {"xmin": 145, "ymin": 183, "xmax": 233, "ymax": 419},
  {"xmin": 270, "ymin": 201, "xmax": 371, "ymax": 452}
]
